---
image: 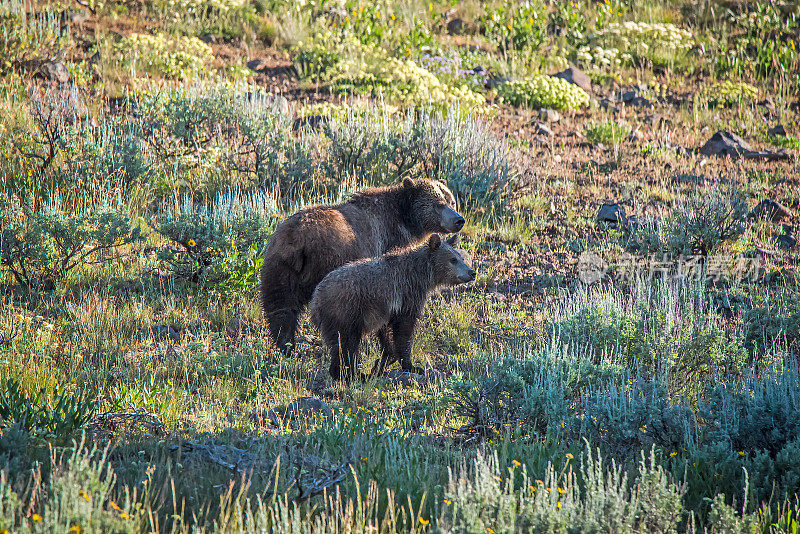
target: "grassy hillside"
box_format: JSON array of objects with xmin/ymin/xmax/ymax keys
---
[{"xmin": 1, "ymin": 0, "xmax": 799, "ymax": 532}]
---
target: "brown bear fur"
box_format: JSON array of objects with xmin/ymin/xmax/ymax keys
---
[
  {"xmin": 259, "ymin": 178, "xmax": 464, "ymax": 353},
  {"xmin": 309, "ymin": 234, "xmax": 475, "ymax": 381}
]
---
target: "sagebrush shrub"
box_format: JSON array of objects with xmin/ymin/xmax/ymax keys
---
[
  {"xmin": 155, "ymin": 189, "xmax": 279, "ymax": 288},
  {"xmin": 0, "ymin": 195, "xmax": 144, "ymax": 288}
]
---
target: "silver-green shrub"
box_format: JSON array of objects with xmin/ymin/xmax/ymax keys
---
[
  {"xmin": 155, "ymin": 189, "xmax": 279, "ymax": 288},
  {"xmin": 0, "ymin": 195, "xmax": 144, "ymax": 288}
]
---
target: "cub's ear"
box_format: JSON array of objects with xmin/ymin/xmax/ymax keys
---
[
  {"xmin": 446, "ymin": 234, "xmax": 460, "ymax": 246},
  {"xmin": 428, "ymin": 234, "xmax": 441, "ymax": 250},
  {"xmin": 403, "ymin": 177, "xmax": 415, "ymax": 189}
]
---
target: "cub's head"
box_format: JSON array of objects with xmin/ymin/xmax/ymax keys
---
[
  {"xmin": 403, "ymin": 177, "xmax": 465, "ymax": 234},
  {"xmin": 427, "ymin": 234, "xmax": 475, "ymax": 287}
]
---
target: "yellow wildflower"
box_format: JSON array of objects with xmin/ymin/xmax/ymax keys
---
[
  {"xmin": 486, "ymin": 529, "xmax": 495, "ymax": 534},
  {"xmin": 739, "ymin": 451, "xmax": 746, "ymax": 457},
  {"xmin": 120, "ymin": 513, "xmax": 129, "ymax": 520},
  {"xmin": 444, "ymin": 499, "xmax": 452, "ymax": 505},
  {"xmin": 419, "ymin": 516, "xmax": 430, "ymax": 525},
  {"xmin": 70, "ymin": 525, "xmax": 81, "ymax": 533},
  {"xmin": 109, "ymin": 501, "xmax": 122, "ymax": 511},
  {"xmin": 188, "ymin": 239, "xmax": 196, "ymax": 248},
  {"xmin": 32, "ymin": 514, "xmax": 43, "ymax": 522},
  {"xmin": 670, "ymin": 451, "xmax": 677, "ymax": 457},
  {"xmin": 557, "ymin": 501, "xmax": 563, "ymax": 510},
  {"xmin": 512, "ymin": 460, "xmax": 521, "ymax": 467},
  {"xmin": 79, "ymin": 490, "xmax": 90, "ymax": 501},
  {"xmin": 566, "ymin": 453, "xmax": 574, "ymax": 460},
  {"xmin": 428, "ymin": 2, "xmax": 433, "ymax": 12}
]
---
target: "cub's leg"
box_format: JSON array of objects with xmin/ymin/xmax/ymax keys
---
[
  {"xmin": 391, "ymin": 314, "xmax": 424, "ymax": 375},
  {"xmin": 370, "ymin": 326, "xmax": 396, "ymax": 377}
]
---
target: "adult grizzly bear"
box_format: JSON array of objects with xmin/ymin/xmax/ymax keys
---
[
  {"xmin": 260, "ymin": 178, "xmax": 464, "ymax": 353},
  {"xmin": 309, "ymin": 233, "xmax": 475, "ymax": 381}
]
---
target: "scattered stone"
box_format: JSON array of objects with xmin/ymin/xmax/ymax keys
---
[
  {"xmin": 306, "ymin": 369, "xmax": 330, "ymax": 393},
  {"xmin": 628, "ymin": 96, "xmax": 653, "ymax": 107},
  {"xmin": 599, "ymin": 98, "xmax": 618, "ymax": 112},
  {"xmin": 620, "ymin": 90, "xmax": 638, "ymax": 102},
  {"xmin": 68, "ymin": 11, "xmax": 89, "ymax": 23},
  {"xmin": 698, "ymin": 129, "xmax": 752, "ymax": 157},
  {"xmin": 768, "ymin": 124, "xmax": 787, "ymax": 137},
  {"xmin": 596, "ymin": 203, "xmax": 627, "ymax": 226},
  {"xmin": 446, "ymin": 18, "xmax": 464, "ymax": 35},
  {"xmin": 741, "ymin": 149, "xmax": 792, "ymax": 161},
  {"xmin": 759, "ymin": 97, "xmax": 777, "ymax": 112},
  {"xmin": 553, "ymin": 66, "xmax": 591, "ymax": 92},
  {"xmin": 644, "ymin": 114, "xmax": 664, "ymax": 126},
  {"xmin": 533, "ymin": 122, "xmax": 553, "ymax": 136},
  {"xmin": 538, "ymin": 108, "xmax": 560, "ymax": 123},
  {"xmin": 246, "ymin": 58, "xmax": 269, "ymax": 72},
  {"xmin": 774, "ymin": 234, "xmax": 797, "ymax": 250},
  {"xmin": 750, "ymin": 199, "xmax": 794, "ymax": 222},
  {"xmin": 292, "ymin": 114, "xmax": 330, "ymax": 131},
  {"xmin": 227, "ymin": 317, "xmax": 251, "ymax": 336},
  {"xmin": 628, "ymin": 129, "xmax": 644, "ymax": 142},
  {"xmin": 485, "ymin": 76, "xmax": 515, "ymax": 90},
  {"xmin": 552, "ymin": 154, "xmax": 562, "ymax": 163},
  {"xmin": 473, "ymin": 65, "xmax": 486, "ymax": 74},
  {"xmin": 40, "ymin": 61, "xmax": 70, "ymax": 83},
  {"xmin": 151, "ymin": 325, "xmax": 182, "ymax": 342}
]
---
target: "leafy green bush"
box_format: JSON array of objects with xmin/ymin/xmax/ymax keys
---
[
  {"xmin": 116, "ymin": 33, "xmax": 212, "ymax": 78},
  {"xmin": 0, "ymin": 195, "xmax": 144, "ymax": 288},
  {"xmin": 628, "ymin": 188, "xmax": 748, "ymax": 257},
  {"xmin": 496, "ymin": 76, "xmax": 590, "ymax": 110},
  {"xmin": 701, "ymin": 81, "xmax": 759, "ymax": 108},
  {"xmin": 155, "ymin": 189, "xmax": 279, "ymax": 288},
  {"xmin": 0, "ymin": 379, "xmax": 96, "ymax": 441},
  {"xmin": 585, "ymin": 120, "xmax": 631, "ymax": 145}
]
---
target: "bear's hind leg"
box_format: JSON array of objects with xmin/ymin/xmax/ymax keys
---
[
  {"xmin": 392, "ymin": 314, "xmax": 424, "ymax": 375},
  {"xmin": 326, "ymin": 326, "xmax": 363, "ymax": 382},
  {"xmin": 370, "ymin": 326, "xmax": 395, "ymax": 377}
]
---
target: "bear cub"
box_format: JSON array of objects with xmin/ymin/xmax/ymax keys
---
[{"xmin": 309, "ymin": 234, "xmax": 475, "ymax": 381}]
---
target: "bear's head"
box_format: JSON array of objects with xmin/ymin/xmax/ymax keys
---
[
  {"xmin": 403, "ymin": 177, "xmax": 464, "ymax": 234},
  {"xmin": 427, "ymin": 234, "xmax": 475, "ymax": 287}
]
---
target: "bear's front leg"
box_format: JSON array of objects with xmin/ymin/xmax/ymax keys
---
[{"xmin": 391, "ymin": 314, "xmax": 424, "ymax": 375}]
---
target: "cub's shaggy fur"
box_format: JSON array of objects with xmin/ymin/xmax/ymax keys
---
[
  {"xmin": 260, "ymin": 178, "xmax": 464, "ymax": 353},
  {"xmin": 309, "ymin": 234, "xmax": 475, "ymax": 381}
]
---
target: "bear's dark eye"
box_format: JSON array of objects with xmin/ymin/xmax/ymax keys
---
[{"xmin": 450, "ymin": 258, "xmax": 458, "ymax": 264}]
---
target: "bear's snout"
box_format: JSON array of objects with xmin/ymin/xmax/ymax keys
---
[
  {"xmin": 441, "ymin": 206, "xmax": 465, "ymax": 232},
  {"xmin": 460, "ymin": 268, "xmax": 476, "ymax": 283}
]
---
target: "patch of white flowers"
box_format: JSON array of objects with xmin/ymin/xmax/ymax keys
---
[
  {"xmin": 335, "ymin": 41, "xmax": 486, "ymax": 109},
  {"xmin": 576, "ymin": 45, "xmax": 632, "ymax": 67},
  {"xmin": 497, "ymin": 76, "xmax": 590, "ymax": 111},
  {"xmin": 117, "ymin": 33, "xmax": 212, "ymax": 78},
  {"xmin": 592, "ymin": 21, "xmax": 694, "ymax": 51}
]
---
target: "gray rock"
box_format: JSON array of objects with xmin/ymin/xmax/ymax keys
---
[
  {"xmin": 698, "ymin": 130, "xmax": 752, "ymax": 157},
  {"xmin": 621, "ymin": 90, "xmax": 638, "ymax": 102},
  {"xmin": 446, "ymin": 18, "xmax": 464, "ymax": 35},
  {"xmin": 628, "ymin": 129, "xmax": 644, "ymax": 142},
  {"xmin": 767, "ymin": 124, "xmax": 787, "ymax": 137},
  {"xmin": 40, "ymin": 61, "xmax": 69, "ymax": 83},
  {"xmin": 553, "ymin": 66, "xmax": 591, "ymax": 92},
  {"xmin": 774, "ymin": 234, "xmax": 796, "ymax": 250},
  {"xmin": 227, "ymin": 317, "xmax": 251, "ymax": 336},
  {"xmin": 750, "ymin": 199, "xmax": 794, "ymax": 222},
  {"xmin": 533, "ymin": 122, "xmax": 553, "ymax": 136},
  {"xmin": 538, "ymin": 108, "xmax": 560, "ymax": 123},
  {"xmin": 246, "ymin": 58, "xmax": 269, "ymax": 72},
  {"xmin": 151, "ymin": 325, "xmax": 182, "ymax": 342},
  {"xmin": 485, "ymin": 76, "xmax": 515, "ymax": 90},
  {"xmin": 596, "ymin": 203, "xmax": 627, "ymax": 225},
  {"xmin": 644, "ymin": 114, "xmax": 664, "ymax": 126}
]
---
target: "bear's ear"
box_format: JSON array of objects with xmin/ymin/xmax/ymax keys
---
[
  {"xmin": 428, "ymin": 234, "xmax": 441, "ymax": 250},
  {"xmin": 403, "ymin": 177, "xmax": 415, "ymax": 189},
  {"xmin": 446, "ymin": 234, "xmax": 460, "ymax": 246}
]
